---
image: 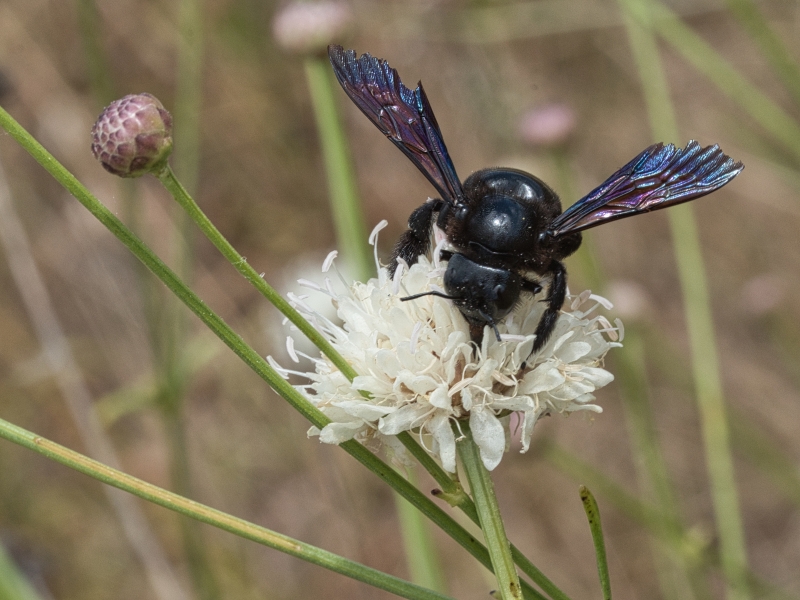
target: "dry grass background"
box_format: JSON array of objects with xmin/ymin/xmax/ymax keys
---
[{"xmin": 0, "ymin": 0, "xmax": 799, "ymax": 599}]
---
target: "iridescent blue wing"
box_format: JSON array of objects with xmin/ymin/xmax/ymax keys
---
[
  {"xmin": 547, "ymin": 141, "xmax": 743, "ymax": 238},
  {"xmin": 328, "ymin": 45, "xmax": 464, "ymax": 206}
]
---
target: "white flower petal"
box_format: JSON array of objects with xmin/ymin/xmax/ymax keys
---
[
  {"xmin": 581, "ymin": 367, "xmax": 615, "ymax": 387},
  {"xmin": 492, "ymin": 395, "xmax": 534, "ymax": 412},
  {"xmin": 521, "ymin": 363, "xmax": 565, "ymax": 394},
  {"xmin": 429, "ymin": 385, "xmax": 452, "ymax": 410},
  {"xmin": 374, "ymin": 349, "xmax": 402, "ymax": 378},
  {"xmin": 353, "ymin": 375, "xmax": 392, "ymax": 396},
  {"xmin": 470, "ymin": 408, "xmax": 506, "ymax": 471},
  {"xmin": 519, "ymin": 408, "xmax": 544, "ymax": 453},
  {"xmin": 331, "ymin": 400, "xmax": 395, "ymax": 420},
  {"xmin": 378, "ymin": 403, "xmax": 430, "ymax": 435},
  {"xmin": 428, "ymin": 414, "xmax": 457, "ymax": 473},
  {"xmin": 280, "ymin": 246, "xmax": 621, "ymax": 472},
  {"xmin": 319, "ymin": 421, "xmax": 365, "ymax": 444},
  {"xmin": 557, "ymin": 341, "xmax": 592, "ymax": 363}
]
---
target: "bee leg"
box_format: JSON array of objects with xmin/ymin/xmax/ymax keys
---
[
  {"xmin": 389, "ymin": 199, "xmax": 443, "ymax": 277},
  {"xmin": 530, "ymin": 261, "xmax": 567, "ymax": 354}
]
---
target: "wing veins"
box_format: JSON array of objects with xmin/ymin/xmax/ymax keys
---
[
  {"xmin": 328, "ymin": 45, "xmax": 463, "ymax": 205},
  {"xmin": 548, "ymin": 141, "xmax": 743, "ymax": 237}
]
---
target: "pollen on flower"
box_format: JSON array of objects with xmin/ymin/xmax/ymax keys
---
[{"xmin": 274, "ymin": 232, "xmax": 621, "ymax": 473}]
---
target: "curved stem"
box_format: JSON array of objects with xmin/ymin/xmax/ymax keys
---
[
  {"xmin": 0, "ymin": 416, "xmax": 454, "ymax": 600},
  {"xmin": 0, "ymin": 104, "xmax": 517, "ymax": 591},
  {"xmin": 157, "ymin": 163, "xmax": 565, "ymax": 599},
  {"xmin": 156, "ymin": 165, "xmax": 360, "ymax": 382}
]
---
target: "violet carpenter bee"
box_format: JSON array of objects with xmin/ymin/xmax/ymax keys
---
[{"xmin": 328, "ymin": 45, "xmax": 743, "ymax": 352}]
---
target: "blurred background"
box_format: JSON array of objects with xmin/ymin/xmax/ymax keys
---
[{"xmin": 0, "ymin": 0, "xmax": 798, "ymax": 599}]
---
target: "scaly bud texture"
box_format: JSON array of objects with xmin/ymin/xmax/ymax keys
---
[{"xmin": 91, "ymin": 93, "xmax": 173, "ymax": 178}]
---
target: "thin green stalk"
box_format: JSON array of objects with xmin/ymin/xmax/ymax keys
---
[
  {"xmin": 174, "ymin": 0, "xmax": 203, "ymax": 196},
  {"xmin": 668, "ymin": 83, "xmax": 751, "ymax": 600},
  {"xmin": 400, "ymin": 434, "xmax": 565, "ymax": 600},
  {"xmin": 157, "ymin": 167, "xmax": 553, "ymax": 600},
  {"xmin": 457, "ymin": 424, "xmax": 523, "ymax": 600},
  {"xmin": 155, "ymin": 165, "xmax": 359, "ymax": 380},
  {"xmin": 305, "ymin": 47, "xmax": 451, "ymax": 594},
  {"xmin": 163, "ymin": 408, "xmax": 220, "ymax": 600},
  {"xmin": 0, "ymin": 417, "xmax": 454, "ymax": 600},
  {"xmin": 723, "ymin": 0, "xmax": 800, "ymax": 107},
  {"xmin": 579, "ymin": 487, "xmax": 611, "ymax": 600},
  {"xmin": 0, "ymin": 105, "xmax": 533, "ymax": 595},
  {"xmin": 544, "ymin": 441, "xmax": 796, "ymax": 600},
  {"xmin": 304, "ymin": 55, "xmax": 372, "ymax": 281},
  {"xmin": 616, "ymin": 2, "xmax": 750, "ymax": 598},
  {"xmin": 159, "ymin": 161, "xmax": 566, "ymax": 598}
]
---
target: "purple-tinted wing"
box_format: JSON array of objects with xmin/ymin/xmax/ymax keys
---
[
  {"xmin": 547, "ymin": 141, "xmax": 743, "ymax": 238},
  {"xmin": 328, "ymin": 45, "xmax": 463, "ymax": 206}
]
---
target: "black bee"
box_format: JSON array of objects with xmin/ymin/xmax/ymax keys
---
[{"xmin": 328, "ymin": 45, "xmax": 743, "ymax": 352}]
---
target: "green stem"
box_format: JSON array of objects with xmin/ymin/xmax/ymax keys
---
[
  {"xmin": 0, "ymin": 105, "xmax": 519, "ymax": 592},
  {"xmin": 579, "ymin": 487, "xmax": 612, "ymax": 600},
  {"xmin": 0, "ymin": 417, "xmax": 453, "ymax": 600},
  {"xmin": 401, "ymin": 434, "xmax": 564, "ymax": 600},
  {"xmin": 156, "ymin": 165, "xmax": 565, "ymax": 599},
  {"xmin": 616, "ymin": 2, "xmax": 750, "ymax": 598},
  {"xmin": 304, "ymin": 55, "xmax": 373, "ymax": 281},
  {"xmin": 544, "ymin": 441, "xmax": 794, "ymax": 599},
  {"xmin": 156, "ymin": 165, "xmax": 360, "ymax": 381},
  {"xmin": 457, "ymin": 424, "xmax": 523, "ymax": 600},
  {"xmin": 667, "ymin": 205, "xmax": 749, "ymax": 596}
]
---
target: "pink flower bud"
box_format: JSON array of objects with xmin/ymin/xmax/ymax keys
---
[
  {"xmin": 91, "ymin": 93, "xmax": 173, "ymax": 178},
  {"xmin": 272, "ymin": 2, "xmax": 352, "ymax": 55},
  {"xmin": 519, "ymin": 104, "xmax": 577, "ymax": 149}
]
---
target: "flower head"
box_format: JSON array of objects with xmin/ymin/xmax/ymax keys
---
[
  {"xmin": 91, "ymin": 93, "xmax": 173, "ymax": 178},
  {"xmin": 275, "ymin": 224, "xmax": 622, "ymax": 472}
]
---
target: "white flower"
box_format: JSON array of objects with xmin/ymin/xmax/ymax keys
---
[{"xmin": 272, "ymin": 223, "xmax": 622, "ymax": 472}]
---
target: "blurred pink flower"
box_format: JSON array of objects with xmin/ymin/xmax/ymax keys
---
[
  {"xmin": 519, "ymin": 104, "xmax": 577, "ymax": 148},
  {"xmin": 273, "ymin": 2, "xmax": 352, "ymax": 55}
]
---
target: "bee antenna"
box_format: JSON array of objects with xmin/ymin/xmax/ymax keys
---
[
  {"xmin": 400, "ymin": 290, "xmax": 461, "ymax": 302},
  {"xmin": 477, "ymin": 309, "xmax": 502, "ymax": 342}
]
